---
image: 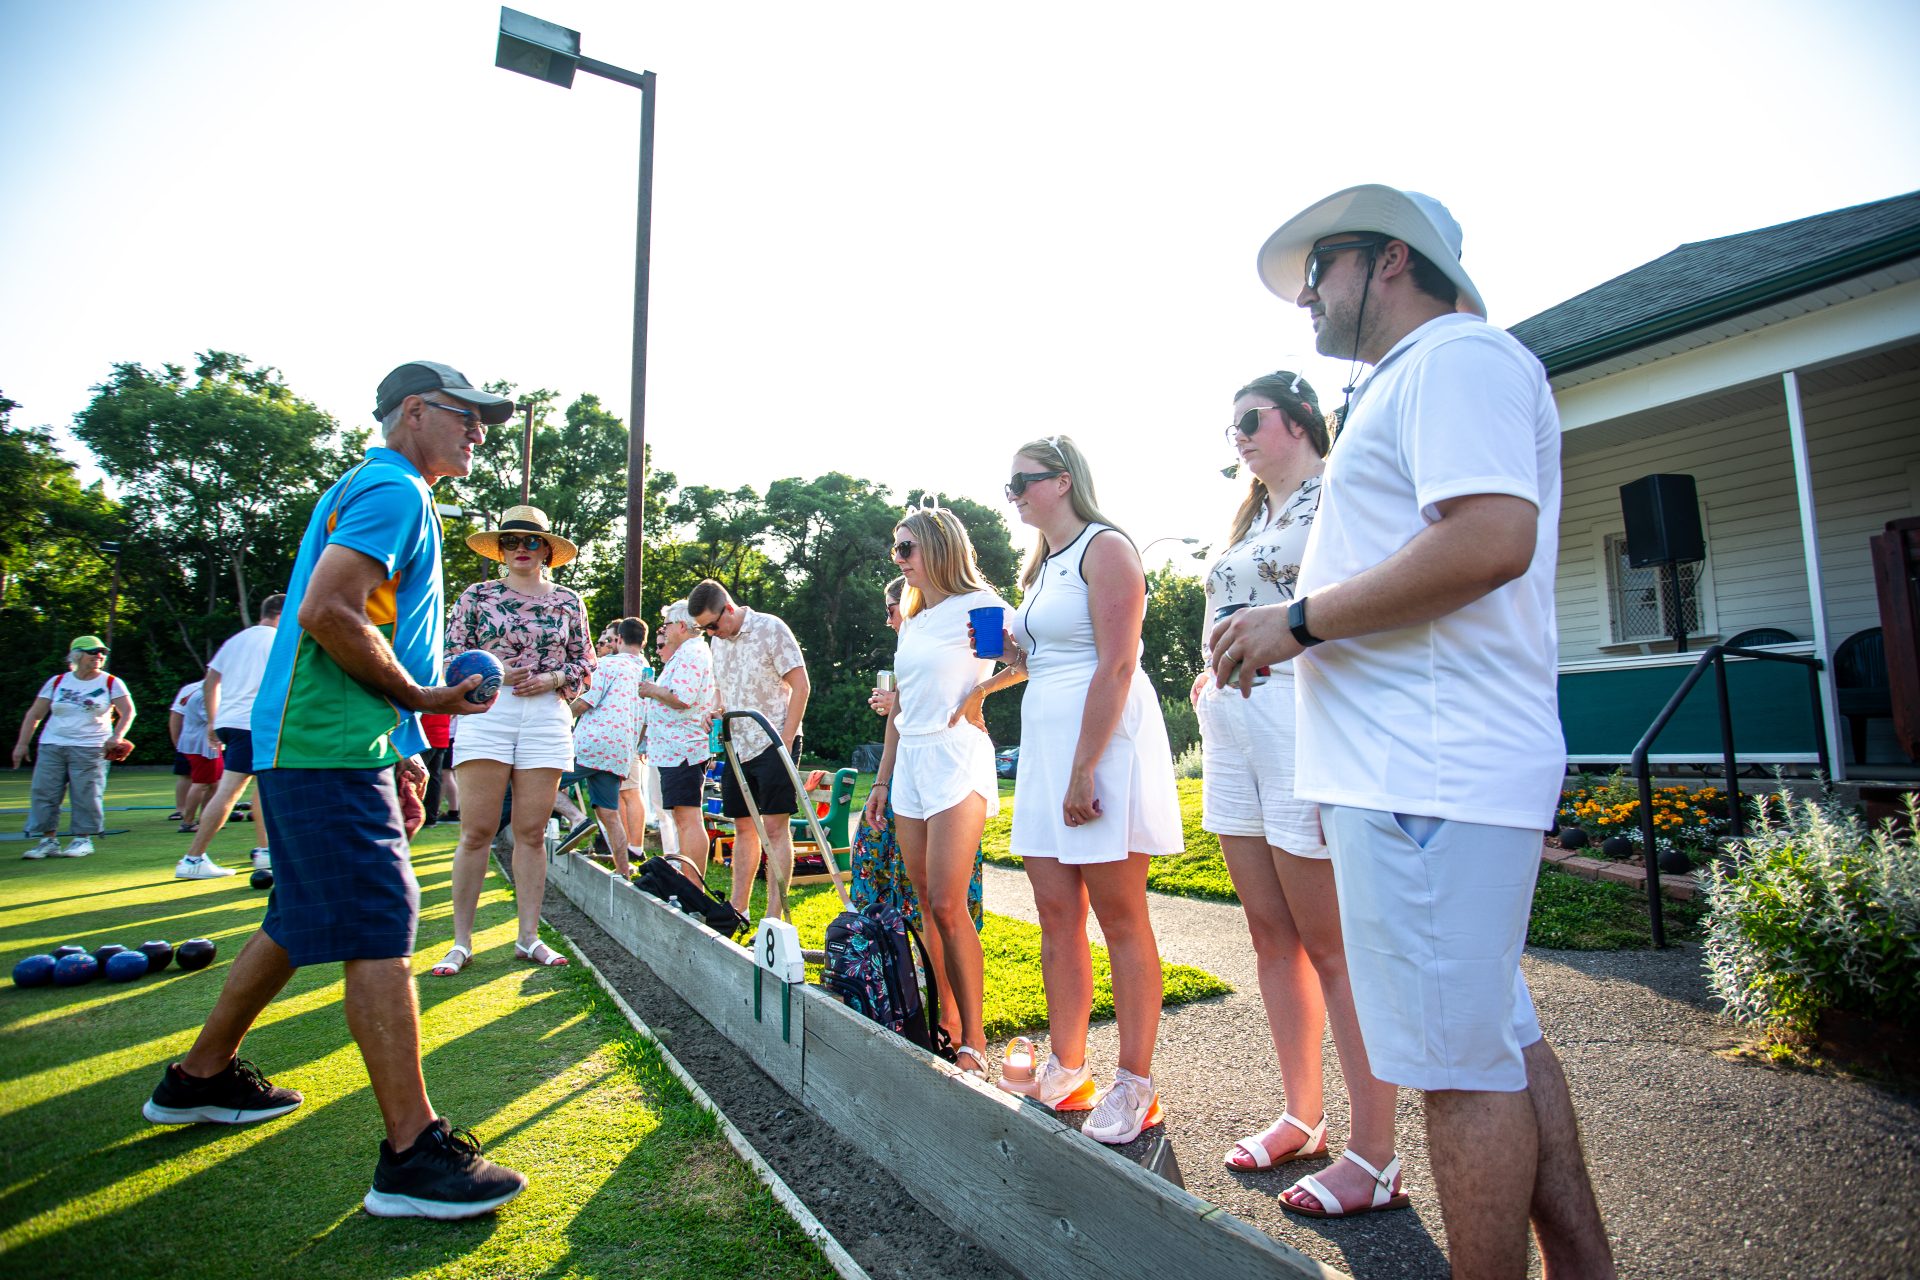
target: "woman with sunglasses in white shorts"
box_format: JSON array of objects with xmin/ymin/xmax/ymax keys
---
[
  {"xmin": 983, "ymin": 436, "xmax": 1183, "ymax": 1146},
  {"xmin": 435, "ymin": 506, "xmax": 595, "ymax": 976},
  {"xmin": 1199, "ymin": 372, "xmax": 1405, "ymax": 1218},
  {"xmin": 862, "ymin": 505, "xmax": 1007, "ymax": 1078}
]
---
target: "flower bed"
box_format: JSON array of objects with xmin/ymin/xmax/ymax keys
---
[{"xmin": 1554, "ymin": 772, "xmax": 1732, "ymax": 867}]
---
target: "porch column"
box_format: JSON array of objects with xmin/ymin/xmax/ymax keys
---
[{"xmin": 1783, "ymin": 370, "xmax": 1847, "ymax": 780}]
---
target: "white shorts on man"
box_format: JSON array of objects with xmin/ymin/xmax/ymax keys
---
[{"xmin": 889, "ymin": 588, "xmax": 1006, "ymax": 822}]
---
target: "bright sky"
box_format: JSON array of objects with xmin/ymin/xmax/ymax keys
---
[{"xmin": 4, "ymin": 0, "xmax": 1918, "ymax": 569}]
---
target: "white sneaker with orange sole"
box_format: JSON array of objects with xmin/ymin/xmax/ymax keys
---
[
  {"xmin": 995, "ymin": 1052, "xmax": 1096, "ymax": 1111},
  {"xmin": 1082, "ymin": 1068, "xmax": 1163, "ymax": 1144}
]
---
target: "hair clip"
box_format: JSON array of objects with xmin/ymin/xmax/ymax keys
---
[{"xmin": 1288, "ymin": 372, "xmax": 1304, "ymax": 394}]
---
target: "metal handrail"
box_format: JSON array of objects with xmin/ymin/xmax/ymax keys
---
[{"xmin": 1628, "ymin": 643, "xmax": 1827, "ymax": 946}]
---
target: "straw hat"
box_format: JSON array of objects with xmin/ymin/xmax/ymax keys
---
[{"xmin": 465, "ymin": 504, "xmax": 579, "ymax": 567}]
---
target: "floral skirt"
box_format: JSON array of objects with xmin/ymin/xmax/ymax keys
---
[{"xmin": 849, "ymin": 798, "xmax": 984, "ymax": 931}]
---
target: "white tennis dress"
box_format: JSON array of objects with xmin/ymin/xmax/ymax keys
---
[{"xmin": 1009, "ymin": 524, "xmax": 1183, "ymax": 864}]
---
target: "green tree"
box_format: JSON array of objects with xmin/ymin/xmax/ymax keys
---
[
  {"xmin": 1141, "ymin": 565, "xmax": 1206, "ymax": 703},
  {"xmin": 71, "ymin": 352, "xmax": 365, "ymax": 655}
]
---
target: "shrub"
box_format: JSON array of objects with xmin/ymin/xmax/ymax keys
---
[
  {"xmin": 1160, "ymin": 694, "xmax": 1199, "ymax": 760},
  {"xmin": 1172, "ymin": 741, "xmax": 1204, "ymax": 780},
  {"xmin": 1702, "ymin": 792, "xmax": 1920, "ymax": 1036}
]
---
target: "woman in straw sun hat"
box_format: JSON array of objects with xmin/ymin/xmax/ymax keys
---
[{"xmin": 435, "ymin": 505, "xmax": 594, "ymax": 976}]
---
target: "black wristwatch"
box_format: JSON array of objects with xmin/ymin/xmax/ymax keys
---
[{"xmin": 1287, "ymin": 596, "xmax": 1324, "ymax": 648}]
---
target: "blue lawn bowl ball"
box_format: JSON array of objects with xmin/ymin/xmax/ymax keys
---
[
  {"xmin": 12, "ymin": 955, "xmax": 57, "ymax": 988},
  {"xmin": 445, "ymin": 650, "xmax": 503, "ymax": 704},
  {"xmin": 105, "ymin": 951, "xmax": 149, "ymax": 983},
  {"xmin": 93, "ymin": 943, "xmax": 128, "ymax": 967},
  {"xmin": 53, "ymin": 953, "xmax": 99, "ymax": 986},
  {"xmin": 52, "ymin": 944, "xmax": 86, "ymax": 961},
  {"xmin": 140, "ymin": 940, "xmax": 174, "ymax": 973}
]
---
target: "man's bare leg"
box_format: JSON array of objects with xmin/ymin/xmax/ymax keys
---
[
  {"xmin": 761, "ymin": 814, "xmax": 796, "ymax": 921},
  {"xmin": 728, "ymin": 819, "xmax": 763, "ymax": 915},
  {"xmin": 183, "ymin": 770, "xmax": 252, "ymax": 862},
  {"xmin": 1426, "ymin": 1084, "xmax": 1537, "ymax": 1279},
  {"xmin": 343, "ymin": 955, "xmax": 436, "ymax": 1149},
  {"xmin": 178, "ymin": 930, "xmax": 298, "ymax": 1076},
  {"xmin": 1524, "ymin": 1038, "xmax": 1615, "ymax": 1279}
]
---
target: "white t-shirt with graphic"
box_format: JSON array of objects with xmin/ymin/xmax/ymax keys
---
[
  {"xmin": 208, "ymin": 624, "xmax": 276, "ymax": 731},
  {"xmin": 37, "ymin": 672, "xmax": 131, "ymax": 747},
  {"xmin": 894, "ymin": 589, "xmax": 1010, "ymax": 736}
]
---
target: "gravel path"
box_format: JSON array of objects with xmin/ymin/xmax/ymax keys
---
[{"xmin": 978, "ymin": 861, "xmax": 1920, "ymax": 1280}]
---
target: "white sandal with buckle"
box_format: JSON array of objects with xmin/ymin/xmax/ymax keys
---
[
  {"xmin": 515, "ymin": 939, "xmax": 570, "ymax": 967},
  {"xmin": 1282, "ymin": 1150, "xmax": 1412, "ymax": 1218},
  {"xmin": 429, "ymin": 944, "xmax": 472, "ymax": 978},
  {"xmin": 1225, "ymin": 1110, "xmax": 1328, "ymax": 1171}
]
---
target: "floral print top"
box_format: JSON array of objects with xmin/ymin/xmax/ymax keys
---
[
  {"xmin": 1201, "ymin": 476, "xmax": 1322, "ymax": 664},
  {"xmin": 445, "ymin": 579, "xmax": 595, "ymax": 700}
]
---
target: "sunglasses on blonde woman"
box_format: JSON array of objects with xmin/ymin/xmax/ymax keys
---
[{"xmin": 1004, "ymin": 469, "xmax": 1064, "ymax": 499}]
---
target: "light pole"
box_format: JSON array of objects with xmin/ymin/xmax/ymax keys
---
[
  {"xmin": 495, "ymin": 7, "xmax": 655, "ymax": 616},
  {"xmin": 1141, "ymin": 536, "xmax": 1205, "ymax": 564}
]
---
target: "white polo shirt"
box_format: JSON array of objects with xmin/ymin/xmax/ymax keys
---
[{"xmin": 1294, "ymin": 313, "xmax": 1564, "ymax": 831}]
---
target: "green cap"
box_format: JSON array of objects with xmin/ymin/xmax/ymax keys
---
[{"xmin": 69, "ymin": 635, "xmax": 108, "ymax": 653}]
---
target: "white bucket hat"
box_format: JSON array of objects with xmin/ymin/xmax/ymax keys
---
[{"xmin": 1257, "ymin": 185, "xmax": 1486, "ymax": 317}]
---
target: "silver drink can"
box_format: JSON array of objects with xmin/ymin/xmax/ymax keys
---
[
  {"xmin": 1212, "ymin": 602, "xmax": 1269, "ymax": 687},
  {"xmin": 875, "ymin": 669, "xmax": 896, "ymax": 693}
]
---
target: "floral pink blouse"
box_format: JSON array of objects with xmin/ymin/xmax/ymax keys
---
[{"xmin": 445, "ymin": 580, "xmax": 596, "ymax": 700}]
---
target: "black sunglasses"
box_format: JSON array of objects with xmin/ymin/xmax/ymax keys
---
[
  {"xmin": 497, "ymin": 534, "xmax": 547, "ymax": 552},
  {"xmin": 1224, "ymin": 406, "xmax": 1276, "ymax": 445},
  {"xmin": 424, "ymin": 399, "xmax": 483, "ymax": 427},
  {"xmin": 891, "ymin": 539, "xmax": 916, "ymax": 560},
  {"xmin": 1004, "ymin": 469, "xmax": 1064, "ymax": 499},
  {"xmin": 695, "ymin": 614, "xmax": 724, "ymax": 634},
  {"xmin": 1304, "ymin": 237, "xmax": 1384, "ymax": 291}
]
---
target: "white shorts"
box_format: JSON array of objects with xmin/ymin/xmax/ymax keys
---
[
  {"xmin": 1196, "ymin": 677, "xmax": 1325, "ymax": 858},
  {"xmin": 891, "ymin": 724, "xmax": 1000, "ymax": 822},
  {"xmin": 1320, "ymin": 805, "xmax": 1544, "ymax": 1092},
  {"xmin": 451, "ymin": 690, "xmax": 575, "ymax": 772}
]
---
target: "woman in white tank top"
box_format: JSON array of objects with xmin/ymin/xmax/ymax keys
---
[
  {"xmin": 863, "ymin": 505, "xmax": 1009, "ymax": 1077},
  {"xmin": 977, "ymin": 435, "xmax": 1182, "ymax": 1147}
]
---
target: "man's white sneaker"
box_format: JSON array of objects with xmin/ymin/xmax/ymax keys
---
[
  {"xmin": 176, "ymin": 855, "xmax": 236, "ymax": 880},
  {"xmin": 250, "ymin": 849, "xmax": 272, "ymax": 871},
  {"xmin": 1082, "ymin": 1068, "xmax": 1163, "ymax": 1145},
  {"xmin": 22, "ymin": 837, "xmax": 59, "ymax": 860},
  {"xmin": 60, "ymin": 837, "xmax": 94, "ymax": 857}
]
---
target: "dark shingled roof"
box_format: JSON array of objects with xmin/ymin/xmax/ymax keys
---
[{"xmin": 1510, "ymin": 190, "xmax": 1920, "ymax": 376}]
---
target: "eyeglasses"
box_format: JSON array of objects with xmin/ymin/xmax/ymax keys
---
[
  {"xmin": 1304, "ymin": 238, "xmax": 1384, "ymax": 291},
  {"xmin": 497, "ymin": 534, "xmax": 547, "ymax": 552},
  {"xmin": 891, "ymin": 539, "xmax": 916, "ymax": 560},
  {"xmin": 424, "ymin": 400, "xmax": 482, "ymax": 428},
  {"xmin": 1004, "ymin": 469, "xmax": 1064, "ymax": 499}
]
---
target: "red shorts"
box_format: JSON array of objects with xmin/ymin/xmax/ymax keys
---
[{"xmin": 188, "ymin": 753, "xmax": 224, "ymax": 786}]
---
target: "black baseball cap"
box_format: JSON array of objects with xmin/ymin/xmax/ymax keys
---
[{"xmin": 374, "ymin": 361, "xmax": 516, "ymax": 425}]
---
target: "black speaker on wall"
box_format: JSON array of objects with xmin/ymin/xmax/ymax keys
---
[{"xmin": 1619, "ymin": 474, "xmax": 1704, "ymax": 567}]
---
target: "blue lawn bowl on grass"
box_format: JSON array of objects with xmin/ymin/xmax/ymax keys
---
[
  {"xmin": 53, "ymin": 954, "xmax": 99, "ymax": 986},
  {"xmin": 105, "ymin": 951, "xmax": 150, "ymax": 983},
  {"xmin": 12, "ymin": 954, "xmax": 56, "ymax": 988},
  {"xmin": 446, "ymin": 650, "xmax": 504, "ymax": 704}
]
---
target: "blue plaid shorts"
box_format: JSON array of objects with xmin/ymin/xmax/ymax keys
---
[{"xmin": 258, "ymin": 767, "xmax": 419, "ymax": 966}]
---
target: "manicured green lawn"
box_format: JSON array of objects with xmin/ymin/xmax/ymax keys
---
[
  {"xmin": 706, "ymin": 867, "xmax": 1232, "ymax": 1038},
  {"xmin": 0, "ymin": 770, "xmax": 832, "ymax": 1280}
]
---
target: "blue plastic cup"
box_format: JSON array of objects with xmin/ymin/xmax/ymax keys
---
[{"xmin": 969, "ymin": 606, "xmax": 1005, "ymax": 657}]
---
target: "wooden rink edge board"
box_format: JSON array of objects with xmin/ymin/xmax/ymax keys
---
[{"xmin": 545, "ymin": 850, "xmax": 1345, "ymax": 1280}]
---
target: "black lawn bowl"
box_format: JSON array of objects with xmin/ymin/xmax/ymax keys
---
[
  {"xmin": 139, "ymin": 940, "xmax": 175, "ymax": 972},
  {"xmin": 249, "ymin": 869, "xmax": 274, "ymax": 891},
  {"xmin": 1556, "ymin": 826, "xmax": 1589, "ymax": 849},
  {"xmin": 175, "ymin": 939, "xmax": 218, "ymax": 972},
  {"xmin": 1600, "ymin": 835, "xmax": 1635, "ymax": 860},
  {"xmin": 93, "ymin": 943, "xmax": 128, "ymax": 966},
  {"xmin": 52, "ymin": 945, "xmax": 86, "ymax": 961}
]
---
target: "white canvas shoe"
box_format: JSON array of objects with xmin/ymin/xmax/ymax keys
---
[
  {"xmin": 59, "ymin": 837, "xmax": 94, "ymax": 857},
  {"xmin": 22, "ymin": 837, "xmax": 59, "ymax": 860},
  {"xmin": 250, "ymin": 848, "xmax": 272, "ymax": 871},
  {"xmin": 176, "ymin": 855, "xmax": 236, "ymax": 880}
]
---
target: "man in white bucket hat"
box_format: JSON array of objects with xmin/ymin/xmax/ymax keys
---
[{"xmin": 1211, "ymin": 187, "xmax": 1613, "ymax": 1278}]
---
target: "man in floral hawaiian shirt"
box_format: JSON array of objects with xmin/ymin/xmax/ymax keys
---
[
  {"xmin": 687, "ymin": 579, "xmax": 809, "ymax": 921},
  {"xmin": 565, "ymin": 617, "xmax": 648, "ymax": 874}
]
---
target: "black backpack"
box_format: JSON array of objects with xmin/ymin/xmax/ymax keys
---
[
  {"xmin": 633, "ymin": 856, "xmax": 750, "ymax": 938},
  {"xmin": 822, "ymin": 904, "xmax": 955, "ymax": 1062}
]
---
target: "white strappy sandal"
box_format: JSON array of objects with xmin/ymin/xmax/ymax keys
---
[
  {"xmin": 1224, "ymin": 1111, "xmax": 1328, "ymax": 1171},
  {"xmin": 1281, "ymin": 1149, "xmax": 1412, "ymax": 1218},
  {"xmin": 429, "ymin": 944, "xmax": 472, "ymax": 977}
]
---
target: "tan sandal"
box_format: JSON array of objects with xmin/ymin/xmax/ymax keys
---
[
  {"xmin": 515, "ymin": 940, "xmax": 569, "ymax": 967},
  {"xmin": 429, "ymin": 944, "xmax": 472, "ymax": 977},
  {"xmin": 954, "ymin": 1045, "xmax": 990, "ymax": 1080}
]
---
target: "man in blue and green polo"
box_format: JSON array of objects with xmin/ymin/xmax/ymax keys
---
[{"xmin": 144, "ymin": 361, "xmax": 531, "ymax": 1221}]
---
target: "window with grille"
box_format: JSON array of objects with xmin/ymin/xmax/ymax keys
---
[{"xmin": 1604, "ymin": 532, "xmax": 1706, "ymax": 643}]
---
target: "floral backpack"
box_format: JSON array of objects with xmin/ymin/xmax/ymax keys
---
[{"xmin": 821, "ymin": 903, "xmax": 954, "ymax": 1062}]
